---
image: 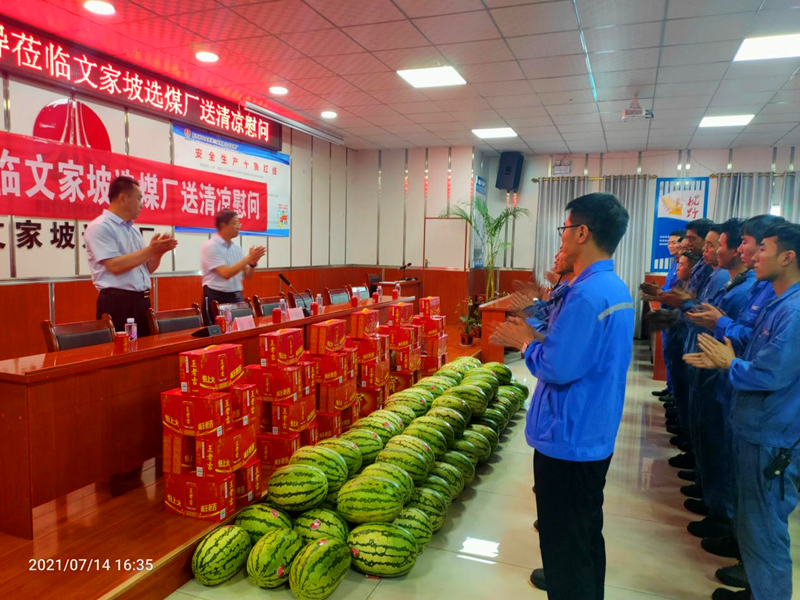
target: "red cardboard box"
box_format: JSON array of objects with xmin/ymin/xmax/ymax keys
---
[
  {"xmin": 235, "ymin": 457, "xmax": 262, "ymax": 506},
  {"xmin": 256, "ymin": 432, "xmax": 301, "ymax": 470},
  {"xmin": 179, "ymin": 344, "xmax": 244, "ymax": 394},
  {"xmin": 342, "ymin": 347, "xmax": 358, "ymax": 375},
  {"xmin": 308, "ymin": 351, "xmax": 346, "ymax": 385},
  {"xmin": 421, "ymin": 334, "xmax": 448, "ymax": 357},
  {"xmin": 359, "ymin": 358, "xmax": 390, "ymax": 388},
  {"xmin": 196, "ymin": 423, "xmax": 257, "ymax": 477},
  {"xmin": 341, "ymin": 403, "xmax": 359, "ymax": 429},
  {"xmin": 317, "ymin": 411, "xmax": 342, "ymax": 440},
  {"xmin": 393, "ymin": 346, "xmax": 422, "ymax": 372},
  {"xmin": 308, "ymin": 319, "xmax": 347, "ymax": 355},
  {"xmin": 163, "ymin": 429, "xmax": 196, "ymax": 475},
  {"xmin": 354, "ymin": 385, "xmax": 386, "ymax": 417},
  {"xmin": 258, "ymin": 401, "xmax": 271, "ymax": 431},
  {"xmin": 164, "ymin": 472, "xmax": 235, "ymax": 521},
  {"xmin": 296, "ymin": 360, "xmax": 316, "ymax": 390},
  {"xmin": 387, "ymin": 371, "xmax": 416, "ymax": 396},
  {"xmin": 388, "ymin": 302, "xmax": 414, "ymax": 326},
  {"xmin": 271, "ymin": 392, "xmax": 316, "ymax": 435},
  {"xmin": 246, "ymin": 364, "xmax": 301, "ymax": 402},
  {"xmin": 420, "ymin": 352, "xmax": 446, "ymax": 376},
  {"xmin": 300, "ymin": 419, "xmax": 319, "ymax": 446},
  {"xmin": 318, "ymin": 376, "xmax": 356, "ymax": 413},
  {"xmin": 413, "ymin": 314, "xmax": 446, "ymax": 338},
  {"xmin": 350, "ymin": 309, "xmax": 379, "ymax": 339},
  {"xmin": 348, "ymin": 335, "xmax": 386, "ymax": 363},
  {"xmin": 230, "ymin": 384, "xmax": 258, "ymax": 427},
  {"xmin": 161, "ymin": 389, "xmax": 232, "ymax": 438},
  {"xmin": 379, "ymin": 325, "xmax": 420, "ymax": 351},
  {"xmin": 259, "ymin": 328, "xmax": 305, "ymax": 367},
  {"xmin": 420, "ymin": 296, "xmax": 441, "ymax": 317}
]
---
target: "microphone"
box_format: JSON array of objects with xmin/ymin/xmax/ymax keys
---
[
  {"xmin": 399, "ymin": 262, "xmax": 412, "ymax": 281},
  {"xmin": 279, "ymin": 273, "xmax": 311, "ymax": 316}
]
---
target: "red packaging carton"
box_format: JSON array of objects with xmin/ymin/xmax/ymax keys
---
[
  {"xmin": 350, "ymin": 309, "xmax": 379, "ymax": 339},
  {"xmin": 161, "ymin": 389, "xmax": 232, "ymax": 437},
  {"xmin": 230, "ymin": 384, "xmax": 258, "ymax": 427},
  {"xmin": 179, "ymin": 344, "xmax": 244, "ymax": 394},
  {"xmin": 235, "ymin": 457, "xmax": 262, "ymax": 506},
  {"xmin": 300, "ymin": 420, "xmax": 319, "ymax": 446},
  {"xmin": 421, "ymin": 334, "xmax": 448, "ymax": 357},
  {"xmin": 393, "ymin": 346, "xmax": 422, "ymax": 372},
  {"xmin": 296, "ymin": 360, "xmax": 316, "ymax": 390},
  {"xmin": 307, "ymin": 351, "xmax": 346, "ymax": 385},
  {"xmin": 271, "ymin": 392, "xmax": 316, "ymax": 435},
  {"xmin": 421, "ymin": 352, "xmax": 446, "ymax": 376},
  {"xmin": 257, "ymin": 432, "xmax": 301, "ymax": 470},
  {"xmin": 354, "ymin": 385, "xmax": 386, "ymax": 417},
  {"xmin": 318, "ymin": 376, "xmax": 356, "ymax": 413},
  {"xmin": 164, "ymin": 472, "xmax": 235, "ymax": 521},
  {"xmin": 378, "ymin": 325, "xmax": 419, "ymax": 351},
  {"xmin": 348, "ymin": 335, "xmax": 382, "ymax": 363},
  {"xmin": 342, "ymin": 347, "xmax": 358, "ymax": 376},
  {"xmin": 196, "ymin": 423, "xmax": 257, "ymax": 477},
  {"xmin": 246, "ymin": 364, "xmax": 301, "ymax": 402},
  {"xmin": 341, "ymin": 403, "xmax": 359, "ymax": 429},
  {"xmin": 317, "ymin": 411, "xmax": 342, "ymax": 440},
  {"xmin": 387, "ymin": 371, "xmax": 416, "ymax": 396},
  {"xmin": 308, "ymin": 320, "xmax": 347, "ymax": 355},
  {"xmin": 419, "ymin": 296, "xmax": 441, "ymax": 317},
  {"xmin": 359, "ymin": 359, "xmax": 390, "ymax": 388},
  {"xmin": 388, "ymin": 302, "xmax": 414, "ymax": 326},
  {"xmin": 413, "ymin": 315, "xmax": 446, "ymax": 338},
  {"xmin": 259, "ymin": 401, "xmax": 271, "ymax": 431},
  {"xmin": 259, "ymin": 329, "xmax": 305, "ymax": 367},
  {"xmin": 163, "ymin": 429, "xmax": 196, "ymax": 475}
]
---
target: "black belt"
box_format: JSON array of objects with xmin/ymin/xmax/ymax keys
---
[
  {"xmin": 100, "ymin": 288, "xmax": 151, "ymax": 299},
  {"xmin": 203, "ymin": 286, "xmax": 241, "ymax": 296}
]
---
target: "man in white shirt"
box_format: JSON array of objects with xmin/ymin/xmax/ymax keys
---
[{"xmin": 201, "ymin": 209, "xmax": 266, "ymax": 324}]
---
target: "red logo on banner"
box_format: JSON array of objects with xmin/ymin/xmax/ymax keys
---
[{"xmin": 33, "ymin": 98, "xmax": 111, "ymax": 152}]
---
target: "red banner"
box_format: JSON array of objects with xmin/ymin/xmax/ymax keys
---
[{"xmin": 0, "ymin": 131, "xmax": 267, "ymax": 231}]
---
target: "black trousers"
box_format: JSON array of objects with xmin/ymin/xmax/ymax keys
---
[
  {"xmin": 202, "ymin": 286, "xmax": 243, "ymax": 325},
  {"xmin": 534, "ymin": 450, "xmax": 612, "ymax": 600},
  {"xmin": 97, "ymin": 288, "xmax": 152, "ymax": 337}
]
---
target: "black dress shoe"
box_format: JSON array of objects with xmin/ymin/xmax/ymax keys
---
[
  {"xmin": 687, "ymin": 516, "xmax": 732, "ymax": 539},
  {"xmin": 669, "ymin": 452, "xmax": 695, "ymax": 469},
  {"xmin": 711, "ymin": 587, "xmax": 751, "ymax": 599},
  {"xmin": 530, "ymin": 568, "xmax": 546, "ymax": 590},
  {"xmin": 665, "ymin": 418, "xmax": 679, "ymax": 427},
  {"xmin": 678, "ymin": 469, "xmax": 696, "ymax": 482},
  {"xmin": 702, "ymin": 535, "xmax": 741, "ymax": 559},
  {"xmin": 663, "ymin": 401, "xmax": 677, "ymax": 409},
  {"xmin": 660, "ymin": 394, "xmax": 675, "ymax": 403},
  {"xmin": 652, "ymin": 388, "xmax": 670, "ymax": 397},
  {"xmin": 666, "ymin": 425, "xmax": 682, "ymax": 436},
  {"xmin": 670, "ymin": 436, "xmax": 682, "ymax": 447},
  {"xmin": 716, "ymin": 562, "xmax": 749, "ymax": 589},
  {"xmin": 678, "ymin": 439, "xmax": 693, "ymax": 452},
  {"xmin": 533, "ymin": 519, "xmax": 539, "ymax": 531},
  {"xmin": 684, "ymin": 498, "xmax": 709, "ymax": 515},
  {"xmin": 665, "ymin": 409, "xmax": 679, "ymax": 420},
  {"xmin": 681, "ymin": 484, "xmax": 704, "ymax": 499}
]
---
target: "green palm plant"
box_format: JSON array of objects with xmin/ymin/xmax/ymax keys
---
[{"xmin": 441, "ymin": 198, "xmax": 529, "ymax": 299}]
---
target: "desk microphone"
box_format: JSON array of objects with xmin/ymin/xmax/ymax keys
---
[
  {"xmin": 399, "ymin": 262, "xmax": 412, "ymax": 281},
  {"xmin": 279, "ymin": 273, "xmax": 311, "ymax": 316}
]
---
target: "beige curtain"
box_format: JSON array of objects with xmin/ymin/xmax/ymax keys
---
[{"xmin": 532, "ymin": 177, "xmax": 588, "ymax": 278}]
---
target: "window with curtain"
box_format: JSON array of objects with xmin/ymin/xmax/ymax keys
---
[
  {"xmin": 782, "ymin": 172, "xmax": 800, "ymax": 223},
  {"xmin": 713, "ymin": 172, "xmax": 775, "ymax": 221},
  {"xmin": 532, "ymin": 176, "xmax": 588, "ymax": 278}
]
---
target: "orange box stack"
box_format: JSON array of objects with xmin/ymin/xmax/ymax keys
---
[
  {"xmin": 303, "ymin": 318, "xmax": 354, "ymax": 430},
  {"xmin": 416, "ymin": 296, "xmax": 449, "ymax": 376},
  {"xmin": 344, "ymin": 308, "xmax": 388, "ymax": 418}
]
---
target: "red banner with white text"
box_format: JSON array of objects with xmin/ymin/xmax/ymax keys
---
[{"xmin": 0, "ymin": 131, "xmax": 267, "ymax": 231}]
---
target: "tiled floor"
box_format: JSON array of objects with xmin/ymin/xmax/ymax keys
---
[{"xmin": 169, "ymin": 343, "xmax": 800, "ymax": 600}]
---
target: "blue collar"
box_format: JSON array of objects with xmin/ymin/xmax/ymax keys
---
[{"xmin": 572, "ymin": 259, "xmax": 615, "ymax": 287}]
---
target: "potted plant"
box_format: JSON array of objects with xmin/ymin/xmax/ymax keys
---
[
  {"xmin": 460, "ymin": 313, "xmax": 478, "ymax": 346},
  {"xmin": 442, "ymin": 198, "xmax": 529, "ymax": 300},
  {"xmin": 458, "ymin": 296, "xmax": 479, "ymax": 346}
]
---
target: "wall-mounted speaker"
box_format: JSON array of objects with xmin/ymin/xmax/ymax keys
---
[{"xmin": 496, "ymin": 151, "xmax": 524, "ymax": 191}]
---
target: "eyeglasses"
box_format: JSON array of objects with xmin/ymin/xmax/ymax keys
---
[{"xmin": 557, "ymin": 224, "xmax": 590, "ymax": 235}]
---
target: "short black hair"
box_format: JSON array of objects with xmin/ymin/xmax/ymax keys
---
[
  {"xmin": 763, "ymin": 222, "xmax": 800, "ymax": 258},
  {"xmin": 565, "ymin": 192, "xmax": 629, "ymax": 255},
  {"xmin": 741, "ymin": 214, "xmax": 786, "ymax": 243},
  {"xmin": 686, "ymin": 218, "xmax": 714, "ymax": 239},
  {"xmin": 717, "ymin": 218, "xmax": 743, "ymax": 250},
  {"xmin": 108, "ymin": 176, "xmax": 139, "ymax": 203},
  {"xmin": 669, "ymin": 230, "xmax": 686, "ymax": 240},
  {"xmin": 215, "ymin": 209, "xmax": 238, "ymax": 230},
  {"xmin": 679, "ymin": 252, "xmax": 703, "ymax": 266}
]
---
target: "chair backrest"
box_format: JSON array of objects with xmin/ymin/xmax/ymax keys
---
[
  {"xmin": 367, "ymin": 273, "xmax": 382, "ymax": 294},
  {"xmin": 252, "ymin": 293, "xmax": 286, "ymax": 317},
  {"xmin": 288, "ymin": 289, "xmax": 314, "ymax": 310},
  {"xmin": 325, "ymin": 287, "xmax": 350, "ymax": 306},
  {"xmin": 41, "ymin": 314, "xmax": 116, "ymax": 352},
  {"xmin": 212, "ymin": 300, "xmax": 254, "ymax": 321},
  {"xmin": 148, "ymin": 304, "xmax": 203, "ymax": 335},
  {"xmin": 348, "ymin": 285, "xmax": 370, "ymax": 300}
]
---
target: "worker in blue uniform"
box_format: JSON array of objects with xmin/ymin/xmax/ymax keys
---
[
  {"xmin": 490, "ymin": 193, "xmax": 633, "ymax": 600},
  {"xmin": 685, "ymin": 223, "xmax": 800, "ymax": 600},
  {"xmin": 521, "ymin": 250, "xmax": 575, "ymax": 333}
]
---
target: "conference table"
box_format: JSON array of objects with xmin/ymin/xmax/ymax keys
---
[{"xmin": 0, "ymin": 296, "xmax": 414, "ymax": 539}]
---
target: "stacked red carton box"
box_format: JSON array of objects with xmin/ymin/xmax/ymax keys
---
[
  {"xmin": 162, "ymin": 343, "xmax": 261, "ymax": 521},
  {"xmin": 347, "ymin": 309, "xmax": 389, "ymax": 418},
  {"xmin": 379, "ymin": 302, "xmax": 422, "ymax": 397},
  {"xmin": 415, "ymin": 297, "xmax": 448, "ymax": 376}
]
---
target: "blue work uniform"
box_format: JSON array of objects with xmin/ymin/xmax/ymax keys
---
[
  {"xmin": 660, "ymin": 260, "xmax": 679, "ymax": 393},
  {"xmin": 523, "ymin": 279, "xmax": 569, "ymax": 333},
  {"xmin": 728, "ymin": 281, "xmax": 800, "ymax": 600},
  {"xmin": 715, "ymin": 279, "xmax": 776, "ymax": 353}
]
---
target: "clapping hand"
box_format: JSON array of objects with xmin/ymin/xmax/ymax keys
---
[
  {"xmin": 150, "ymin": 233, "xmax": 178, "ymax": 255},
  {"xmin": 697, "ymin": 333, "xmax": 735, "ymax": 369},
  {"xmin": 247, "ymin": 246, "xmax": 267, "ymax": 264},
  {"xmin": 686, "ymin": 303, "xmax": 725, "ymax": 331},
  {"xmin": 489, "ymin": 316, "xmax": 543, "ymax": 351},
  {"xmin": 658, "ymin": 287, "xmax": 693, "ymax": 308}
]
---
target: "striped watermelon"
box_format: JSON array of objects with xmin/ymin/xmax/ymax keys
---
[
  {"xmin": 446, "ymin": 384, "xmax": 489, "ymax": 417},
  {"xmin": 402, "ymin": 423, "xmax": 448, "ymax": 458},
  {"xmin": 340, "ymin": 429, "xmax": 384, "ymax": 464},
  {"xmin": 407, "ymin": 488, "xmax": 448, "ymax": 532},
  {"xmin": 451, "ymin": 356, "xmax": 481, "ymax": 368},
  {"xmin": 442, "ymin": 450, "xmax": 477, "ymax": 483},
  {"xmin": 426, "ymin": 406, "xmax": 467, "ymax": 438},
  {"xmin": 289, "ymin": 537, "xmax": 351, "ymax": 600},
  {"xmin": 469, "ymin": 424, "xmax": 500, "ymax": 451},
  {"xmin": 510, "ymin": 380, "xmax": 530, "ymax": 402},
  {"xmin": 350, "ymin": 416, "xmax": 396, "ymax": 444},
  {"xmin": 235, "ymin": 504, "xmax": 292, "ymax": 545},
  {"xmin": 489, "ymin": 398, "xmax": 515, "ymax": 421},
  {"xmin": 386, "ymin": 393, "xmax": 428, "ymax": 417},
  {"xmin": 413, "ymin": 377, "xmax": 450, "ymax": 398},
  {"xmin": 375, "ymin": 447, "xmax": 430, "ymax": 485},
  {"xmin": 411, "ymin": 415, "xmax": 455, "ymax": 447},
  {"xmin": 384, "ymin": 434, "xmax": 436, "ymax": 468},
  {"xmin": 315, "ymin": 438, "xmax": 363, "ymax": 477},
  {"xmin": 434, "ymin": 367, "xmax": 463, "ymax": 384},
  {"xmin": 361, "ymin": 463, "xmax": 415, "ymax": 504},
  {"xmin": 431, "ymin": 462, "xmax": 465, "ymax": 498},
  {"xmin": 192, "ymin": 525, "xmax": 251, "ymax": 586},
  {"xmin": 371, "ymin": 409, "xmax": 405, "ymax": 433},
  {"xmin": 483, "ymin": 362, "xmax": 513, "ymax": 385},
  {"xmin": 404, "ymin": 386, "xmax": 435, "ymax": 405},
  {"xmin": 393, "ymin": 507, "xmax": 433, "ymax": 549},
  {"xmin": 320, "ymin": 489, "xmax": 338, "ymax": 511},
  {"xmin": 348, "ymin": 523, "xmax": 418, "ymax": 577},
  {"xmin": 293, "ymin": 508, "xmax": 349, "ymax": 545},
  {"xmin": 268, "ymin": 464, "xmax": 329, "ymax": 512},
  {"xmin": 484, "ymin": 406, "xmax": 509, "ymax": 427},
  {"xmin": 462, "ymin": 430, "xmax": 492, "ymax": 461},
  {"xmin": 431, "ymin": 395, "xmax": 472, "ymax": 421},
  {"xmin": 246, "ymin": 528, "xmax": 303, "ymax": 589},
  {"xmin": 382, "ymin": 403, "xmax": 417, "ymax": 427},
  {"xmin": 290, "ymin": 446, "xmax": 349, "ymax": 492},
  {"xmin": 421, "ymin": 475, "xmax": 452, "ymax": 504},
  {"xmin": 336, "ymin": 476, "xmax": 404, "ymax": 523}
]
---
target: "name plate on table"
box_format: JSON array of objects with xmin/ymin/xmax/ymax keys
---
[
  {"xmin": 231, "ymin": 315, "xmax": 256, "ymax": 331},
  {"xmin": 287, "ymin": 308, "xmax": 305, "ymax": 321}
]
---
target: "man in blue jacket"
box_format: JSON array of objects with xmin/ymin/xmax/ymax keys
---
[
  {"xmin": 685, "ymin": 223, "xmax": 800, "ymax": 600},
  {"xmin": 651, "ymin": 229, "xmax": 685, "ymax": 398},
  {"xmin": 490, "ymin": 192, "xmax": 633, "ymax": 600}
]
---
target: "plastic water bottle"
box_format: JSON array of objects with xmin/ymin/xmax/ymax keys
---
[
  {"xmin": 315, "ymin": 293, "xmax": 323, "ymax": 307},
  {"xmin": 124, "ymin": 318, "xmax": 137, "ymax": 342},
  {"xmin": 279, "ymin": 298, "xmax": 288, "ymax": 319},
  {"xmin": 377, "ymin": 285, "xmax": 383, "ymax": 301},
  {"xmin": 394, "ymin": 283, "xmax": 401, "ymax": 299}
]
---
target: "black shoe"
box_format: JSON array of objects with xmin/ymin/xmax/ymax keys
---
[
  {"xmin": 660, "ymin": 393, "xmax": 675, "ymax": 403},
  {"xmin": 533, "ymin": 519, "xmax": 538, "ymax": 531},
  {"xmin": 687, "ymin": 516, "xmax": 732, "ymax": 539},
  {"xmin": 665, "ymin": 409, "xmax": 679, "ymax": 420},
  {"xmin": 667, "ymin": 425, "xmax": 682, "ymax": 436},
  {"xmin": 684, "ymin": 498, "xmax": 709, "ymax": 515},
  {"xmin": 702, "ymin": 535, "xmax": 741, "ymax": 559},
  {"xmin": 665, "ymin": 418, "xmax": 679, "ymax": 428},
  {"xmin": 530, "ymin": 568, "xmax": 546, "ymax": 590},
  {"xmin": 652, "ymin": 388, "xmax": 670, "ymax": 397},
  {"xmin": 669, "ymin": 452, "xmax": 695, "ymax": 469},
  {"xmin": 678, "ymin": 469, "xmax": 696, "ymax": 482},
  {"xmin": 678, "ymin": 439, "xmax": 693, "ymax": 452},
  {"xmin": 711, "ymin": 587, "xmax": 751, "ymax": 599},
  {"xmin": 663, "ymin": 401, "xmax": 677, "ymax": 410},
  {"xmin": 670, "ymin": 436, "xmax": 682, "ymax": 447},
  {"xmin": 681, "ymin": 484, "xmax": 704, "ymax": 499},
  {"xmin": 716, "ymin": 562, "xmax": 749, "ymax": 589}
]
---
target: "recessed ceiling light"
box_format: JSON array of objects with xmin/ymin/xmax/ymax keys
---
[
  {"xmin": 195, "ymin": 51, "xmax": 219, "ymax": 63},
  {"xmin": 472, "ymin": 127, "xmax": 518, "ymax": 139},
  {"xmin": 269, "ymin": 86, "xmax": 288, "ymax": 95},
  {"xmin": 734, "ymin": 33, "xmax": 800, "ymax": 61},
  {"xmin": 84, "ymin": 0, "xmax": 115, "ymax": 15},
  {"xmin": 699, "ymin": 115, "xmax": 754, "ymax": 128},
  {"xmin": 397, "ymin": 66, "xmax": 466, "ymax": 89},
  {"xmin": 321, "ymin": 111, "xmax": 337, "ymax": 119}
]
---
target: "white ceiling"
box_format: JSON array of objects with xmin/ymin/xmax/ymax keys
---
[{"xmin": 6, "ymin": 0, "xmax": 800, "ymax": 154}]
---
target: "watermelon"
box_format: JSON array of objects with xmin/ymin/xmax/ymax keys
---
[
  {"xmin": 490, "ymin": 397, "xmax": 515, "ymax": 420},
  {"xmin": 350, "ymin": 416, "xmax": 396, "ymax": 444},
  {"xmin": 451, "ymin": 356, "xmax": 481, "ymax": 368},
  {"xmin": 498, "ymin": 384, "xmax": 525, "ymax": 402},
  {"xmin": 386, "ymin": 391, "xmax": 429, "ymax": 417},
  {"xmin": 411, "ymin": 415, "xmax": 455, "ymax": 447},
  {"xmin": 384, "ymin": 434, "xmax": 436, "ymax": 468},
  {"xmin": 320, "ymin": 489, "xmax": 338, "ymax": 511},
  {"xmin": 371, "ymin": 409, "xmax": 405, "ymax": 434},
  {"xmin": 246, "ymin": 528, "xmax": 303, "ymax": 589},
  {"xmin": 469, "ymin": 424, "xmax": 500, "ymax": 451},
  {"xmin": 483, "ymin": 362, "xmax": 513, "ymax": 385},
  {"xmin": 293, "ymin": 508, "xmax": 349, "ymax": 545},
  {"xmin": 462, "ymin": 430, "xmax": 492, "ymax": 461},
  {"xmin": 382, "ymin": 402, "xmax": 417, "ymax": 427},
  {"xmin": 474, "ymin": 413, "xmax": 503, "ymax": 435},
  {"xmin": 315, "ymin": 438, "xmax": 363, "ymax": 477},
  {"xmin": 452, "ymin": 439, "xmax": 481, "ymax": 466},
  {"xmin": 192, "ymin": 525, "xmax": 251, "ymax": 586},
  {"xmin": 268, "ymin": 464, "xmax": 329, "ymax": 512},
  {"xmin": 442, "ymin": 450, "xmax": 477, "ymax": 483},
  {"xmin": 431, "ymin": 395, "xmax": 472, "ymax": 422},
  {"xmin": 360, "ymin": 463, "xmax": 415, "ymax": 504},
  {"xmin": 235, "ymin": 504, "xmax": 292, "ymax": 545},
  {"xmin": 431, "ymin": 462, "xmax": 465, "ymax": 498},
  {"xmin": 510, "ymin": 380, "xmax": 530, "ymax": 401},
  {"xmin": 393, "ymin": 507, "xmax": 433, "ymax": 549},
  {"xmin": 407, "ymin": 488, "xmax": 448, "ymax": 532},
  {"xmin": 340, "ymin": 429, "xmax": 384, "ymax": 464},
  {"xmin": 426, "ymin": 406, "xmax": 467, "ymax": 438},
  {"xmin": 413, "ymin": 377, "xmax": 450, "ymax": 398},
  {"xmin": 289, "ymin": 537, "xmax": 351, "ymax": 600},
  {"xmin": 446, "ymin": 385, "xmax": 489, "ymax": 417},
  {"xmin": 289, "ymin": 446, "xmax": 349, "ymax": 492},
  {"xmin": 375, "ymin": 447, "xmax": 430, "ymax": 485},
  {"xmin": 435, "ymin": 367, "xmax": 463, "ymax": 384},
  {"xmin": 402, "ymin": 423, "xmax": 448, "ymax": 459},
  {"xmin": 421, "ymin": 475, "xmax": 452, "ymax": 504},
  {"xmin": 464, "ymin": 370, "xmax": 499, "ymax": 395},
  {"xmin": 347, "ymin": 523, "xmax": 418, "ymax": 576},
  {"xmin": 482, "ymin": 407, "xmax": 508, "ymax": 429},
  {"xmin": 336, "ymin": 476, "xmax": 404, "ymax": 523}
]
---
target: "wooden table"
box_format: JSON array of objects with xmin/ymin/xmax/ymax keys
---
[
  {"xmin": 0, "ymin": 296, "xmax": 413, "ymax": 539},
  {"xmin": 379, "ymin": 280, "xmax": 422, "ymax": 314},
  {"xmin": 478, "ymin": 294, "xmax": 515, "ymax": 364}
]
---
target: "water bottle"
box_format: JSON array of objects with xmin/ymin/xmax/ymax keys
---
[
  {"xmin": 377, "ymin": 285, "xmax": 383, "ymax": 301},
  {"xmin": 124, "ymin": 318, "xmax": 137, "ymax": 342},
  {"xmin": 394, "ymin": 283, "xmax": 401, "ymax": 299},
  {"xmin": 315, "ymin": 293, "xmax": 323, "ymax": 307},
  {"xmin": 279, "ymin": 298, "xmax": 288, "ymax": 319}
]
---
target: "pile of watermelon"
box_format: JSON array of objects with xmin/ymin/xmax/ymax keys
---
[{"xmin": 190, "ymin": 357, "xmax": 529, "ymax": 600}]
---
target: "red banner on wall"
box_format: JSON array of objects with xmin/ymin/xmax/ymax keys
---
[{"xmin": 0, "ymin": 130, "xmax": 267, "ymax": 231}]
